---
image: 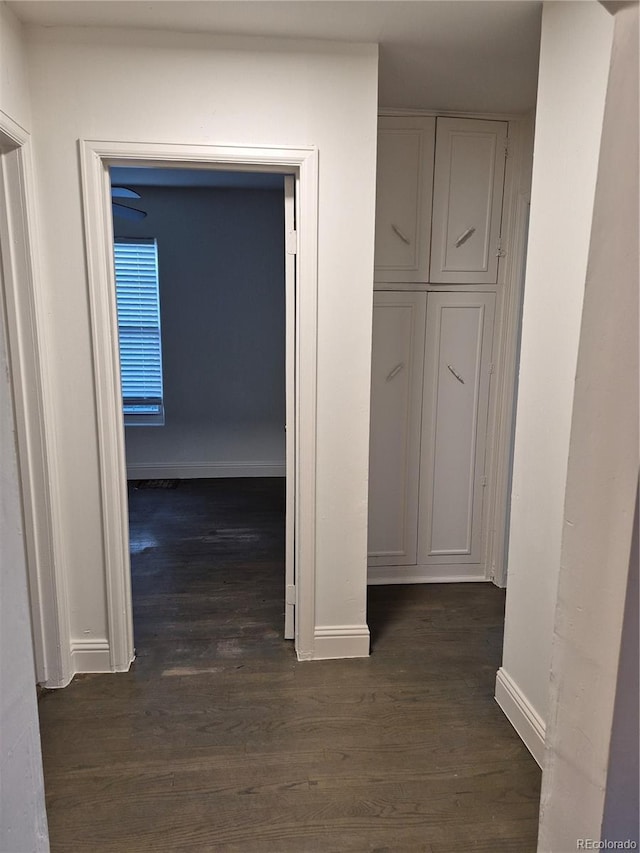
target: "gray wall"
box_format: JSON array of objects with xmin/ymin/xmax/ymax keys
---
[
  {"xmin": 0, "ymin": 278, "xmax": 49, "ymax": 851},
  {"xmin": 117, "ymin": 184, "xmax": 286, "ymax": 478}
]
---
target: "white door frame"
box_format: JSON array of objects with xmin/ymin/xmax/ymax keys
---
[
  {"xmin": 0, "ymin": 110, "xmax": 71, "ymax": 687},
  {"xmin": 283, "ymin": 175, "xmax": 296, "ymax": 641},
  {"xmin": 79, "ymin": 139, "xmax": 319, "ymax": 666}
]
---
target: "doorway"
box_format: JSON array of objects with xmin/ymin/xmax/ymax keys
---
[
  {"xmin": 108, "ymin": 166, "xmax": 292, "ymax": 656},
  {"xmin": 79, "ymin": 140, "xmax": 319, "ymax": 669}
]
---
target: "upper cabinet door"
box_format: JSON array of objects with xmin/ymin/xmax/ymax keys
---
[
  {"xmin": 374, "ymin": 116, "xmax": 435, "ymax": 283},
  {"xmin": 430, "ymin": 118, "xmax": 508, "ymax": 284}
]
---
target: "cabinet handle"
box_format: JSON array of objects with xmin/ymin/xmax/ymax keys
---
[
  {"xmin": 447, "ymin": 364, "xmax": 465, "ymax": 384},
  {"xmin": 386, "ymin": 362, "xmax": 405, "ymax": 382},
  {"xmin": 391, "ymin": 223, "xmax": 411, "ymax": 245},
  {"xmin": 454, "ymin": 227, "xmax": 476, "ymax": 248}
]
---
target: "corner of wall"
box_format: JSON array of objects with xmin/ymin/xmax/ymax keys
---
[
  {"xmin": 495, "ymin": 667, "xmax": 546, "ymax": 767},
  {"xmin": 498, "ymin": 0, "xmax": 615, "ymax": 757}
]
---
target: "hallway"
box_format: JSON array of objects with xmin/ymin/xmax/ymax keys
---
[{"xmin": 38, "ymin": 479, "xmax": 541, "ymax": 852}]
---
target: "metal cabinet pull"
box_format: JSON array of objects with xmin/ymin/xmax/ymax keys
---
[
  {"xmin": 447, "ymin": 364, "xmax": 465, "ymax": 384},
  {"xmin": 386, "ymin": 362, "xmax": 405, "ymax": 382},
  {"xmin": 454, "ymin": 226, "xmax": 476, "ymax": 248},
  {"xmin": 391, "ymin": 223, "xmax": 411, "ymax": 245}
]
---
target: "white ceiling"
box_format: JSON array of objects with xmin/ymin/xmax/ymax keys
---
[{"xmin": 10, "ymin": 1, "xmax": 542, "ymax": 113}]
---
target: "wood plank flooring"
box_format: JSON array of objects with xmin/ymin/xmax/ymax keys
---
[{"xmin": 38, "ymin": 478, "xmax": 541, "ymax": 852}]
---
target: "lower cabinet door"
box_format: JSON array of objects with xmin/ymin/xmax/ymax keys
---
[
  {"xmin": 368, "ymin": 291, "xmax": 426, "ymax": 566},
  {"xmin": 418, "ymin": 292, "xmax": 495, "ymax": 566}
]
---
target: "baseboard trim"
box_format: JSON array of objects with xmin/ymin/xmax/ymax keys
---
[
  {"xmin": 311, "ymin": 624, "xmax": 370, "ymax": 660},
  {"xmin": 70, "ymin": 639, "xmax": 111, "ymax": 673},
  {"xmin": 126, "ymin": 461, "xmax": 286, "ymax": 480},
  {"xmin": 368, "ymin": 564, "xmax": 488, "ymax": 584},
  {"xmin": 70, "ymin": 639, "xmax": 135, "ymax": 674},
  {"xmin": 495, "ymin": 667, "xmax": 546, "ymax": 767}
]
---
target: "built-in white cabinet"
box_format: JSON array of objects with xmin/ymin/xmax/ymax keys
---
[
  {"xmin": 368, "ymin": 292, "xmax": 426, "ymax": 566},
  {"xmin": 374, "ymin": 116, "xmax": 435, "ymax": 283},
  {"xmin": 368, "ymin": 291, "xmax": 494, "ymax": 583},
  {"xmin": 369, "ymin": 112, "xmax": 512, "ymax": 584},
  {"xmin": 430, "ymin": 118, "xmax": 508, "ymax": 284}
]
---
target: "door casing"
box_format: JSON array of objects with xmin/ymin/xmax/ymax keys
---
[
  {"xmin": 79, "ymin": 139, "xmax": 319, "ymax": 668},
  {"xmin": 0, "ymin": 112, "xmax": 71, "ymax": 686}
]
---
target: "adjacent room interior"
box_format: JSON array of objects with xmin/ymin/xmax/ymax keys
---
[{"xmin": 109, "ymin": 167, "xmax": 294, "ymax": 663}]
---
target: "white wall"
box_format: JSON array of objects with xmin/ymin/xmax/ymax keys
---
[
  {"xmin": 0, "ymin": 279, "xmax": 49, "ymax": 853},
  {"xmin": 0, "ymin": 0, "xmax": 30, "ymax": 129},
  {"xmin": 0, "ymin": 5, "xmax": 49, "ymax": 850},
  {"xmin": 117, "ymin": 184, "xmax": 287, "ymax": 479},
  {"xmin": 538, "ymin": 3, "xmax": 639, "ymax": 846},
  {"xmin": 25, "ymin": 26, "xmax": 378, "ymax": 657},
  {"xmin": 496, "ymin": 1, "xmax": 614, "ymax": 758}
]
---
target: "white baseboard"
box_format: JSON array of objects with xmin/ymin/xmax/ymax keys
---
[
  {"xmin": 70, "ymin": 639, "xmax": 111, "ymax": 673},
  {"xmin": 126, "ymin": 461, "xmax": 286, "ymax": 479},
  {"xmin": 70, "ymin": 639, "xmax": 134, "ymax": 675},
  {"xmin": 311, "ymin": 624, "xmax": 371, "ymax": 660},
  {"xmin": 368, "ymin": 563, "xmax": 488, "ymax": 584},
  {"xmin": 495, "ymin": 667, "xmax": 546, "ymax": 767}
]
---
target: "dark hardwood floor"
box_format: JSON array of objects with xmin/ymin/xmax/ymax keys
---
[{"xmin": 38, "ymin": 478, "xmax": 541, "ymax": 853}]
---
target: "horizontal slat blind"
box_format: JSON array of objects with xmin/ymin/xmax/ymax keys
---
[{"xmin": 113, "ymin": 239, "xmax": 164, "ymax": 415}]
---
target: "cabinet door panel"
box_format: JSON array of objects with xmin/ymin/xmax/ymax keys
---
[
  {"xmin": 430, "ymin": 118, "xmax": 507, "ymax": 284},
  {"xmin": 374, "ymin": 116, "xmax": 435, "ymax": 283},
  {"xmin": 418, "ymin": 292, "xmax": 495, "ymax": 564},
  {"xmin": 368, "ymin": 292, "xmax": 426, "ymax": 565}
]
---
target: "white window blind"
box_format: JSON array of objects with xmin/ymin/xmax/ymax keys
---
[{"xmin": 113, "ymin": 239, "xmax": 164, "ymax": 422}]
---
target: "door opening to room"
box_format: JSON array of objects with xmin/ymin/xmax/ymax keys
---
[{"xmin": 108, "ymin": 166, "xmax": 297, "ymax": 664}]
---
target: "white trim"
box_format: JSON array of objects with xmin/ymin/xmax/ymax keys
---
[
  {"xmin": 80, "ymin": 143, "xmax": 134, "ymax": 674},
  {"xmin": 283, "ymin": 174, "xmax": 296, "ymax": 641},
  {"xmin": 0, "ymin": 112, "xmax": 72, "ymax": 688},
  {"xmin": 379, "ymin": 107, "xmax": 529, "ymax": 121},
  {"xmin": 70, "ymin": 639, "xmax": 113, "ymax": 674},
  {"xmin": 126, "ymin": 461, "xmax": 286, "ymax": 479},
  {"xmin": 311, "ymin": 625, "xmax": 371, "ymax": 660},
  {"xmin": 368, "ymin": 565, "xmax": 488, "ymax": 585},
  {"xmin": 483, "ymin": 119, "xmax": 532, "ymax": 588},
  {"xmin": 495, "ymin": 666, "xmax": 546, "ymax": 767},
  {"xmin": 79, "ymin": 139, "xmax": 318, "ymax": 667},
  {"xmin": 374, "ymin": 282, "xmax": 501, "ymax": 293}
]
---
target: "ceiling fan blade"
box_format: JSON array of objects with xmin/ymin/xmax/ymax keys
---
[
  {"xmin": 112, "ymin": 202, "xmax": 147, "ymax": 221},
  {"xmin": 111, "ymin": 186, "xmax": 141, "ymax": 199}
]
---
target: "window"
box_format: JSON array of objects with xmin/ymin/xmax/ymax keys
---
[{"xmin": 113, "ymin": 238, "xmax": 164, "ymax": 425}]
